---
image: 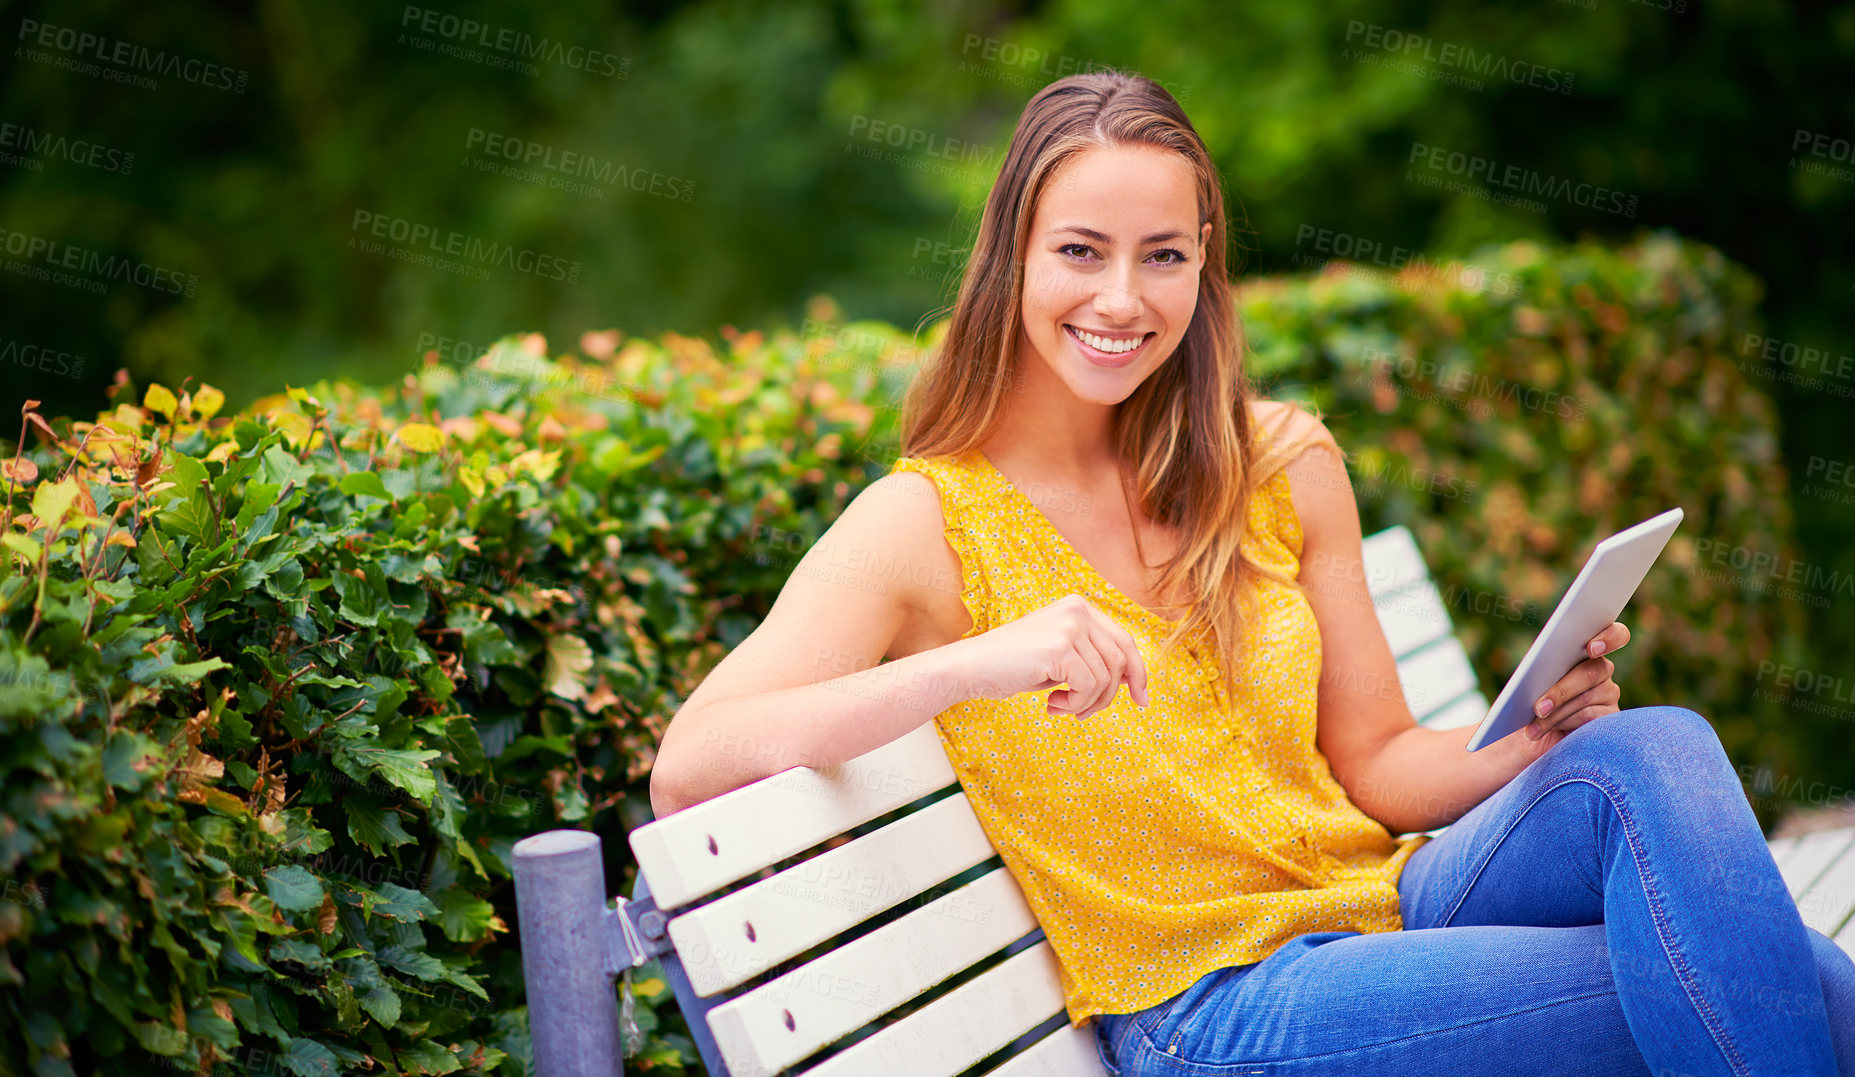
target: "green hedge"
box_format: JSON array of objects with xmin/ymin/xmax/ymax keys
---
[{"xmin": 0, "ymin": 233, "xmax": 1813, "ymax": 1076}]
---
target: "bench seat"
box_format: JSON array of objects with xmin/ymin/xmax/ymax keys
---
[{"xmin": 514, "ymin": 525, "xmax": 1852, "ymax": 1077}]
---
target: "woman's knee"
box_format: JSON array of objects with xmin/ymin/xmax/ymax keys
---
[{"xmin": 1554, "ymin": 705, "xmax": 1726, "ymax": 773}]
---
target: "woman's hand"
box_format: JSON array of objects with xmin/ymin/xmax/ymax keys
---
[
  {"xmin": 955, "ymin": 593, "xmax": 1151, "ymax": 718},
  {"xmin": 1524, "ymin": 621, "xmax": 1632, "ymax": 747}
]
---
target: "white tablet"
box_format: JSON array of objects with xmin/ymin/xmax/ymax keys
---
[{"xmin": 1465, "ymin": 507, "xmax": 1684, "ymax": 752}]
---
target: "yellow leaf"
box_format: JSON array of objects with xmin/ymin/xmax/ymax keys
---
[
  {"xmin": 144, "ymin": 384, "xmax": 178, "ymax": 419},
  {"xmin": 511, "ymin": 448, "xmax": 562, "ymax": 483},
  {"xmin": 270, "ymin": 411, "xmax": 315, "ymax": 449},
  {"xmin": 205, "ymin": 441, "xmax": 239, "ymax": 463},
  {"xmin": 485, "ymin": 465, "xmax": 509, "ymax": 486},
  {"xmin": 194, "ymin": 384, "xmax": 226, "ymax": 420},
  {"xmin": 29, "ymin": 477, "xmax": 82, "ymax": 533},
  {"xmin": 458, "ymin": 466, "xmax": 485, "ymax": 499},
  {"xmin": 543, "ymin": 633, "xmax": 594, "ymax": 700},
  {"xmin": 396, "ymin": 423, "xmax": 446, "ymax": 453}
]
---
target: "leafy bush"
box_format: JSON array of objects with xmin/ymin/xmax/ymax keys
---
[
  {"xmin": 0, "ymin": 311, "xmax": 912, "ymax": 1076},
  {"xmin": 1241, "ymin": 231, "xmax": 1810, "ymax": 806},
  {"xmin": 0, "ymin": 234, "xmax": 1811, "ymax": 1076}
]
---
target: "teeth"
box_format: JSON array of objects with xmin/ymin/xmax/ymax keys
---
[{"xmin": 1072, "ymin": 327, "xmax": 1146, "ymax": 354}]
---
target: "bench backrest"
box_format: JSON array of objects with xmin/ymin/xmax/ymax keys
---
[{"xmin": 626, "ymin": 525, "xmax": 1486, "ymax": 1077}]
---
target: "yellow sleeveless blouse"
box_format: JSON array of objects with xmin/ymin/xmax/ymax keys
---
[{"xmin": 887, "ymin": 430, "xmax": 1431, "ymax": 1024}]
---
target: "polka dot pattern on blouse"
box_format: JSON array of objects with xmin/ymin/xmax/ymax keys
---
[{"xmin": 887, "ymin": 427, "xmax": 1432, "ymax": 1026}]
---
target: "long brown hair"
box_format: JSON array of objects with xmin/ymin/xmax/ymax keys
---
[{"xmin": 897, "ymin": 69, "xmax": 1326, "ymax": 683}]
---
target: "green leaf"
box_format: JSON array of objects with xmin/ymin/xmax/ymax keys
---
[
  {"xmin": 376, "ymin": 946, "xmax": 444, "ymax": 981},
  {"xmin": 339, "ymin": 745, "xmax": 442, "ymax": 805},
  {"xmin": 280, "ymin": 1037, "xmax": 341, "ymax": 1077},
  {"xmin": 339, "ymin": 470, "xmax": 393, "ymax": 502},
  {"xmin": 347, "ymin": 798, "xmax": 417, "ymax": 854},
  {"xmin": 265, "ymin": 865, "xmax": 325, "ymax": 913},
  {"xmin": 152, "ymin": 453, "xmax": 215, "ymax": 544},
  {"xmin": 332, "ymin": 570, "xmax": 384, "ymax": 626},
  {"xmin": 268, "ymin": 937, "xmax": 331, "ymax": 971},
  {"xmin": 397, "ymin": 1039, "xmax": 461, "ymax": 1074},
  {"xmin": 435, "ymin": 889, "xmax": 497, "ymax": 943},
  {"xmin": 360, "ymin": 984, "xmax": 401, "ymax": 1028},
  {"xmin": 135, "ymin": 1020, "xmax": 189, "ymax": 1057},
  {"xmin": 369, "ymin": 883, "xmax": 439, "ymax": 923},
  {"xmin": 233, "ymin": 481, "xmax": 282, "ymax": 530}
]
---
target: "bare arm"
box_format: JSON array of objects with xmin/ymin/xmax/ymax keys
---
[
  {"xmin": 1262, "ymin": 402, "xmax": 1546, "ymax": 835},
  {"xmin": 648, "ymin": 472, "xmax": 977, "ymax": 818}
]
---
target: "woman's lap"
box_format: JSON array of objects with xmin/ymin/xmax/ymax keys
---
[{"xmin": 1093, "ymin": 705, "xmax": 1855, "ymax": 1076}]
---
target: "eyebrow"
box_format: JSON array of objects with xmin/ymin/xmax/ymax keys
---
[{"xmin": 1052, "ymin": 225, "xmax": 1193, "ymax": 245}]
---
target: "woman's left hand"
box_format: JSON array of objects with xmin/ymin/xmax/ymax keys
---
[{"xmin": 1525, "ymin": 621, "xmax": 1631, "ymax": 746}]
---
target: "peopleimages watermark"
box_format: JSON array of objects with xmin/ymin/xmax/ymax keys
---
[
  {"xmin": 15, "ymin": 19, "xmax": 250, "ymax": 93},
  {"xmin": 1752, "ymin": 661, "xmax": 1855, "ymax": 724},
  {"xmin": 1688, "ymin": 539, "xmax": 1854, "ymax": 609},
  {"xmin": 1291, "ymin": 225, "xmax": 1523, "ymax": 298},
  {"xmin": 461, "ymin": 128, "xmax": 693, "ymax": 203},
  {"xmin": 0, "ymin": 226, "xmax": 199, "ymax": 297},
  {"xmin": 1737, "ymin": 332, "xmax": 1855, "ymax": 400},
  {"xmin": 1355, "ymin": 346, "xmax": 1588, "ymax": 421},
  {"xmin": 0, "ymin": 335, "xmax": 87, "ymax": 380},
  {"xmin": 1802, "ymin": 455, "xmax": 1855, "ymax": 507},
  {"xmin": 956, "ymin": 33, "xmax": 1192, "ymax": 102},
  {"xmin": 1407, "ymin": 141, "xmax": 1640, "ymax": 218},
  {"xmin": 0, "ymin": 120, "xmax": 134, "ymax": 175},
  {"xmin": 349, "ymin": 210, "xmax": 582, "ymax": 284},
  {"xmin": 1791, "ymin": 127, "xmax": 1855, "ymax": 186},
  {"xmin": 398, "ymin": 6, "xmax": 630, "ymax": 79},
  {"xmin": 1342, "ymin": 22, "xmax": 1575, "ymax": 95},
  {"xmin": 845, "ymin": 115, "xmax": 999, "ymax": 185}
]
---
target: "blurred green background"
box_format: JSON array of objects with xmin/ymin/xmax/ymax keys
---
[{"xmin": 2, "ymin": 0, "xmax": 1852, "ymax": 814}]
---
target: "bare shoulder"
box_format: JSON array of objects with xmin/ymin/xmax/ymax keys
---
[
  {"xmin": 1248, "ymin": 399, "xmax": 1357, "ymax": 557},
  {"xmin": 844, "ymin": 470, "xmax": 972, "ymax": 654},
  {"xmin": 1248, "ymin": 398, "xmax": 1342, "ymax": 457}
]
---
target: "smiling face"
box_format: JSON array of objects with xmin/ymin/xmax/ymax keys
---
[{"xmin": 1016, "ymin": 142, "xmax": 1212, "ymax": 405}]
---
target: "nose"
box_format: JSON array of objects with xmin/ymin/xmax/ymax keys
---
[{"xmin": 1092, "ymin": 266, "xmax": 1143, "ymax": 323}]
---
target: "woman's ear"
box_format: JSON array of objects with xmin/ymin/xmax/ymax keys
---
[{"xmin": 1200, "ymin": 221, "xmax": 1213, "ymax": 253}]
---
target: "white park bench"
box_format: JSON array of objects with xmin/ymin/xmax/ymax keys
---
[{"xmin": 512, "ymin": 524, "xmax": 1855, "ymax": 1077}]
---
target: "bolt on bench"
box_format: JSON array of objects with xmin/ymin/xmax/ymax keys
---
[{"xmin": 513, "ymin": 525, "xmax": 1855, "ymax": 1077}]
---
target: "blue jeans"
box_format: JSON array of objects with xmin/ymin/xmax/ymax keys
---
[{"xmin": 1091, "ymin": 706, "xmax": 1855, "ymax": 1076}]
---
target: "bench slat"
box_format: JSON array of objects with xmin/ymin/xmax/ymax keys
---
[
  {"xmin": 795, "ymin": 941, "xmax": 1072, "ymax": 1077},
  {"xmin": 1359, "ymin": 526, "xmax": 1428, "ymax": 600},
  {"xmin": 1796, "ymin": 837, "xmax": 1855, "ymax": 940},
  {"xmin": 1374, "ymin": 579, "xmax": 1454, "ymax": 660},
  {"xmin": 671, "ymin": 792, "xmax": 997, "ymax": 996},
  {"xmin": 1397, "ymin": 638, "xmax": 1480, "ymax": 723},
  {"xmin": 707, "ymin": 867, "xmax": 1039, "ymax": 1076},
  {"xmin": 632, "ymin": 722, "xmax": 956, "ymax": 909},
  {"xmin": 1415, "ymin": 690, "xmax": 1490, "ymax": 732},
  {"xmin": 1767, "ymin": 834, "xmax": 1804, "ymax": 869},
  {"xmin": 1778, "ymin": 829, "xmax": 1855, "ymax": 901},
  {"xmin": 979, "ymin": 1022, "xmax": 1109, "ymax": 1077}
]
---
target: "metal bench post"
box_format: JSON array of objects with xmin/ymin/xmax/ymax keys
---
[{"xmin": 514, "ymin": 831, "xmax": 625, "ymax": 1077}]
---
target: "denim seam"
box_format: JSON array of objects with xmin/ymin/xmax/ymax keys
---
[
  {"xmin": 1436, "ymin": 769, "xmax": 1748, "ymax": 1077},
  {"xmin": 1138, "ymin": 987, "xmax": 1622, "ymax": 1071}
]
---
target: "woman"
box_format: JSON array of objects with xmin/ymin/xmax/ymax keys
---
[{"xmin": 649, "ymin": 71, "xmax": 1854, "ymax": 1073}]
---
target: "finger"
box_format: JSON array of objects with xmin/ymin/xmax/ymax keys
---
[
  {"xmin": 1587, "ymin": 621, "xmax": 1631, "ymax": 659},
  {"xmin": 1075, "ymin": 619, "xmax": 1129, "ymax": 717},
  {"xmin": 1537, "ymin": 696, "xmax": 1621, "ymax": 738},
  {"xmin": 1534, "ymin": 656, "xmax": 1615, "ymax": 724},
  {"xmin": 1529, "ymin": 679, "xmax": 1621, "ymax": 739},
  {"xmin": 1050, "ymin": 631, "xmax": 1112, "ymax": 716},
  {"xmin": 1093, "ymin": 611, "xmax": 1149, "ymax": 707}
]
